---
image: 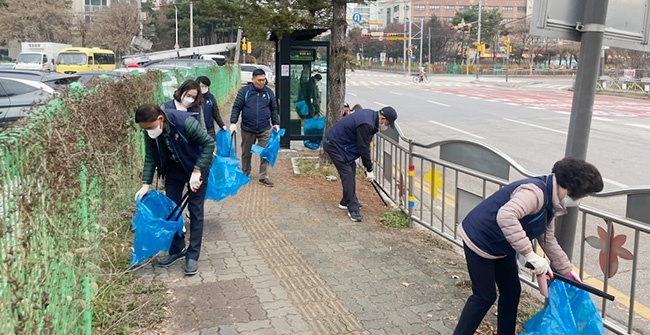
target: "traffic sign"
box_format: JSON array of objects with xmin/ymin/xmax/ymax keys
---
[
  {"xmin": 352, "ymin": 13, "xmax": 362, "ymax": 23},
  {"xmin": 361, "ymin": 28, "xmax": 368, "ymax": 34},
  {"xmin": 378, "ymin": 36, "xmax": 383, "ymax": 41},
  {"xmin": 411, "ymin": 55, "xmax": 416, "ymax": 61}
]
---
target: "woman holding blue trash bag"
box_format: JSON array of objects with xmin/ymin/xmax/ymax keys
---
[
  {"xmin": 453, "ymin": 157, "xmax": 603, "ymax": 335},
  {"xmin": 134, "ymin": 104, "xmax": 215, "ymax": 276},
  {"xmin": 196, "ymin": 75, "xmax": 227, "ymax": 139}
]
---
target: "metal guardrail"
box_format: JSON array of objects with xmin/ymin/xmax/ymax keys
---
[{"xmin": 373, "ymin": 124, "xmax": 650, "ymax": 334}]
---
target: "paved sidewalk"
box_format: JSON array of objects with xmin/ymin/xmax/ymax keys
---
[{"xmin": 137, "ymin": 149, "xmax": 485, "ymax": 335}]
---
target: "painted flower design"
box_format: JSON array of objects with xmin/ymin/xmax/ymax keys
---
[{"xmin": 586, "ymin": 223, "xmax": 633, "ymax": 278}]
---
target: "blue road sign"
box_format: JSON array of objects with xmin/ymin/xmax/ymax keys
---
[
  {"xmin": 411, "ymin": 55, "xmax": 416, "ymax": 61},
  {"xmin": 352, "ymin": 13, "xmax": 362, "ymax": 23}
]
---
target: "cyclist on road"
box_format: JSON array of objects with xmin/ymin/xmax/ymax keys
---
[{"xmin": 418, "ymin": 67, "xmax": 427, "ymax": 83}]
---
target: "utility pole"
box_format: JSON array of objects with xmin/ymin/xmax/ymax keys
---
[
  {"xmin": 190, "ymin": 2, "xmax": 194, "ymax": 48},
  {"xmin": 475, "ymin": 0, "xmax": 482, "ymax": 80},
  {"xmin": 407, "ymin": 19, "xmax": 412, "ymax": 76},
  {"xmin": 555, "ymin": 0, "xmax": 610, "ymax": 260},
  {"xmin": 428, "ymin": 27, "xmax": 431, "ymax": 66}
]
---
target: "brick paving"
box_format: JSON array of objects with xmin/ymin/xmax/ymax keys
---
[{"xmin": 136, "ymin": 149, "xmax": 483, "ymax": 335}]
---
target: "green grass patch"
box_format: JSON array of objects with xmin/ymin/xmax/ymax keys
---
[
  {"xmin": 295, "ymin": 157, "xmax": 337, "ymax": 178},
  {"xmin": 379, "ymin": 209, "xmax": 409, "ymax": 228}
]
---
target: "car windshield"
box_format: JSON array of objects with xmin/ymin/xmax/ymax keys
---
[
  {"xmin": 16, "ymin": 54, "xmax": 42, "ymax": 64},
  {"xmin": 57, "ymin": 53, "xmax": 87, "ymax": 65},
  {"xmin": 241, "ymin": 65, "xmax": 257, "ymax": 72}
]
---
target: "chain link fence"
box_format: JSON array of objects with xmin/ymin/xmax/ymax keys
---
[{"xmin": 0, "ymin": 65, "xmax": 239, "ymax": 334}]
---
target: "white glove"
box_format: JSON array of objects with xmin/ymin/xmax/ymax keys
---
[
  {"xmin": 229, "ymin": 124, "xmax": 237, "ymax": 133},
  {"xmin": 222, "ymin": 126, "xmax": 227, "ymax": 130},
  {"xmin": 524, "ymin": 252, "xmax": 551, "ymax": 276},
  {"xmin": 135, "ymin": 184, "xmax": 150, "ymax": 200},
  {"xmin": 272, "ymin": 124, "xmax": 280, "ymax": 132},
  {"xmin": 365, "ymin": 170, "xmax": 375, "ymax": 182},
  {"xmin": 189, "ymin": 171, "xmax": 202, "ymax": 192}
]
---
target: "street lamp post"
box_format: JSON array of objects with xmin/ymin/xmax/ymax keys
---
[
  {"xmin": 475, "ymin": 0, "xmax": 482, "ymax": 80},
  {"xmin": 174, "ymin": 5, "xmax": 179, "ymax": 49},
  {"xmin": 428, "ymin": 27, "xmax": 431, "ymax": 67}
]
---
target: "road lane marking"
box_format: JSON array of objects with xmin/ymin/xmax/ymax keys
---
[
  {"xmin": 427, "ymin": 100, "xmax": 450, "ymax": 107},
  {"xmin": 429, "ymin": 121, "xmax": 484, "ymax": 139},
  {"xmin": 390, "ymin": 91, "xmax": 403, "ymax": 96},
  {"xmin": 374, "ymin": 101, "xmax": 388, "ymax": 107},
  {"xmin": 503, "ymin": 118, "xmax": 567, "ymax": 135},
  {"xmin": 626, "ymin": 123, "xmax": 650, "ymax": 130},
  {"xmin": 506, "ymin": 102, "xmax": 521, "ymax": 106},
  {"xmin": 603, "ymin": 178, "xmax": 628, "ymax": 188},
  {"xmin": 553, "ymin": 111, "xmax": 570, "ymax": 115},
  {"xmin": 348, "ymin": 93, "xmax": 357, "ymax": 97},
  {"xmin": 593, "ymin": 117, "xmax": 613, "ymax": 122}
]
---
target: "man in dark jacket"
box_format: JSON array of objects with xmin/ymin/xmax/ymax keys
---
[
  {"xmin": 134, "ymin": 104, "xmax": 215, "ymax": 275},
  {"xmin": 323, "ymin": 107, "xmax": 397, "ymax": 222},
  {"xmin": 230, "ymin": 68, "xmax": 280, "ymax": 187},
  {"xmin": 196, "ymin": 76, "xmax": 226, "ymax": 139}
]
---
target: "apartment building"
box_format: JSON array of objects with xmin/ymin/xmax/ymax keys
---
[
  {"xmin": 347, "ymin": 1, "xmax": 386, "ymax": 29},
  {"xmin": 382, "ymin": 0, "xmax": 530, "ymax": 25}
]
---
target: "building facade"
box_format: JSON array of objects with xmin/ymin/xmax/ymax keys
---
[
  {"xmin": 347, "ymin": 1, "xmax": 386, "ymax": 29},
  {"xmin": 381, "ymin": 0, "xmax": 529, "ymax": 25}
]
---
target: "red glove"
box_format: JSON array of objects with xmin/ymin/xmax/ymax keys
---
[{"xmin": 564, "ymin": 270, "xmax": 582, "ymax": 283}]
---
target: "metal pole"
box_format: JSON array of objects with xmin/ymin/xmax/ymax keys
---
[
  {"xmin": 475, "ymin": 0, "xmax": 482, "ymax": 80},
  {"xmin": 555, "ymin": 0, "xmax": 609, "ymax": 260},
  {"xmin": 506, "ymin": 52, "xmax": 509, "ymax": 82},
  {"xmin": 174, "ymin": 5, "xmax": 179, "ymax": 48},
  {"xmin": 408, "ymin": 19, "xmax": 412, "ymax": 76},
  {"xmin": 403, "ymin": 21, "xmax": 407, "ymax": 74},
  {"xmin": 189, "ymin": 2, "xmax": 194, "ymax": 48},
  {"xmin": 419, "ymin": 23, "xmax": 423, "ymax": 69},
  {"xmin": 137, "ymin": 0, "xmax": 143, "ymax": 37},
  {"xmin": 428, "ymin": 27, "xmax": 431, "ymax": 66}
]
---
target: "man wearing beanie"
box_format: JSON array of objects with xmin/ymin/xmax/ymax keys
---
[{"xmin": 323, "ymin": 106, "xmax": 397, "ymax": 222}]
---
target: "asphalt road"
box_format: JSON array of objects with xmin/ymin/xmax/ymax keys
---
[{"xmin": 345, "ymin": 70, "xmax": 650, "ymax": 334}]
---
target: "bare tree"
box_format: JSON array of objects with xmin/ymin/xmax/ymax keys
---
[
  {"xmin": 85, "ymin": 2, "xmax": 140, "ymax": 57},
  {"xmin": 0, "ymin": 0, "xmax": 73, "ymax": 44}
]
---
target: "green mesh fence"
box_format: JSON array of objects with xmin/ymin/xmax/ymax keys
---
[{"xmin": 0, "ymin": 65, "xmax": 239, "ymax": 334}]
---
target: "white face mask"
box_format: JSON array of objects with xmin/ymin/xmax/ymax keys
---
[
  {"xmin": 182, "ymin": 96, "xmax": 195, "ymax": 107},
  {"xmin": 146, "ymin": 120, "xmax": 163, "ymax": 139},
  {"xmin": 379, "ymin": 124, "xmax": 389, "ymax": 131},
  {"xmin": 201, "ymin": 88, "xmax": 209, "ymax": 94},
  {"xmin": 562, "ymin": 195, "xmax": 581, "ymax": 207}
]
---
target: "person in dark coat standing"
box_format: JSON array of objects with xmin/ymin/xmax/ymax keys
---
[
  {"xmin": 230, "ymin": 69, "xmax": 279, "ymax": 187},
  {"xmin": 196, "ymin": 76, "xmax": 226, "ymax": 139},
  {"xmin": 134, "ymin": 104, "xmax": 215, "ymax": 276},
  {"xmin": 323, "ymin": 107, "xmax": 397, "ymax": 222}
]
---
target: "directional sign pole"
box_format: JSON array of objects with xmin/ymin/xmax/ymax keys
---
[{"xmin": 555, "ymin": 0, "xmax": 610, "ymax": 260}]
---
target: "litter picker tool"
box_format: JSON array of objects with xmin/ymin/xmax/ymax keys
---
[
  {"xmin": 370, "ymin": 180, "xmax": 389, "ymax": 207},
  {"xmin": 524, "ymin": 262, "xmax": 615, "ymax": 301},
  {"xmin": 165, "ymin": 187, "xmax": 191, "ymax": 221}
]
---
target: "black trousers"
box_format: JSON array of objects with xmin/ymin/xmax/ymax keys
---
[
  {"xmin": 323, "ymin": 139, "xmax": 360, "ymax": 212},
  {"xmin": 164, "ymin": 161, "xmax": 209, "ymax": 261},
  {"xmin": 453, "ymin": 244, "xmax": 521, "ymax": 335}
]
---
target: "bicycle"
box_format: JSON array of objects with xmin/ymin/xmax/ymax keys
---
[{"xmin": 413, "ymin": 74, "xmax": 431, "ymax": 84}]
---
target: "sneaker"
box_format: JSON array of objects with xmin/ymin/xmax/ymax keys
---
[
  {"xmin": 184, "ymin": 258, "xmax": 198, "ymax": 276},
  {"xmin": 158, "ymin": 249, "xmax": 186, "ymax": 267},
  {"xmin": 258, "ymin": 178, "xmax": 274, "ymax": 187},
  {"xmin": 348, "ymin": 211, "xmax": 362, "ymax": 222}
]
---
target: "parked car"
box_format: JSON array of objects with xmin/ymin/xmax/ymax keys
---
[
  {"xmin": 0, "ymin": 70, "xmax": 80, "ymax": 123},
  {"xmin": 0, "ymin": 63, "xmax": 16, "ymax": 69},
  {"xmin": 240, "ymin": 63, "xmax": 274, "ymax": 85}
]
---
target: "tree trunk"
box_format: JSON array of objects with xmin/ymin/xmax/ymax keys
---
[{"xmin": 319, "ymin": 0, "xmax": 348, "ymax": 164}]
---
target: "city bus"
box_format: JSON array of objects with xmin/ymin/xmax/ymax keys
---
[{"xmin": 55, "ymin": 47, "xmax": 116, "ymax": 74}]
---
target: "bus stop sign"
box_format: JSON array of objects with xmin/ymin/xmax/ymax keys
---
[{"xmin": 530, "ymin": 0, "xmax": 650, "ymax": 52}]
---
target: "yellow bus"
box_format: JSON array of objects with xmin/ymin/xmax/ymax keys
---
[{"xmin": 55, "ymin": 47, "xmax": 116, "ymax": 74}]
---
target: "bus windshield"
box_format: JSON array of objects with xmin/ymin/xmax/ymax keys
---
[{"xmin": 57, "ymin": 53, "xmax": 87, "ymax": 65}]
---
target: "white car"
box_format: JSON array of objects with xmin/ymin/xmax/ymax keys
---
[{"xmin": 240, "ymin": 64, "xmax": 274, "ymax": 85}]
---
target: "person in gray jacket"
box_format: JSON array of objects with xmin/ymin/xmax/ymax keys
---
[{"xmin": 453, "ymin": 157, "xmax": 603, "ymax": 335}]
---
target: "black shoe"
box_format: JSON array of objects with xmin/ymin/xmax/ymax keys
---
[
  {"xmin": 348, "ymin": 211, "xmax": 362, "ymax": 222},
  {"xmin": 259, "ymin": 178, "xmax": 274, "ymax": 187},
  {"xmin": 339, "ymin": 202, "xmax": 362, "ymax": 210},
  {"xmin": 184, "ymin": 258, "xmax": 198, "ymax": 276},
  {"xmin": 158, "ymin": 249, "xmax": 186, "ymax": 267}
]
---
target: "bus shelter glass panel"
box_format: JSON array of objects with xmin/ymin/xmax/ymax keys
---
[{"xmin": 289, "ymin": 46, "xmax": 328, "ymax": 140}]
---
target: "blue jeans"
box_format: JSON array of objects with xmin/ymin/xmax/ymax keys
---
[
  {"xmin": 165, "ymin": 161, "xmax": 209, "ymax": 261},
  {"xmin": 453, "ymin": 244, "xmax": 521, "ymax": 335}
]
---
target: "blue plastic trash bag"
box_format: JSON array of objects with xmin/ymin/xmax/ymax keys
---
[
  {"xmin": 295, "ymin": 100, "xmax": 309, "ymax": 116},
  {"xmin": 216, "ymin": 129, "xmax": 236, "ymax": 158},
  {"xmin": 251, "ymin": 128, "xmax": 285, "ymax": 167},
  {"xmin": 522, "ymin": 280, "xmax": 604, "ymax": 335},
  {"xmin": 205, "ymin": 155, "xmax": 250, "ymax": 201},
  {"xmin": 303, "ymin": 117, "xmax": 325, "ymax": 150},
  {"xmin": 130, "ymin": 190, "xmax": 184, "ymax": 267}
]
